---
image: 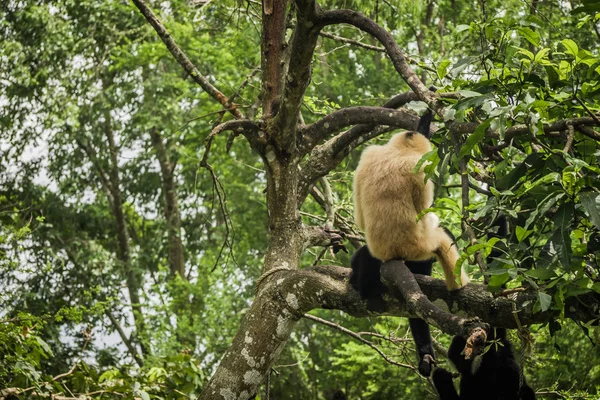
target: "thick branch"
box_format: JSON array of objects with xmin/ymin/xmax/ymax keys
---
[
  {"xmin": 319, "ymin": 10, "xmax": 438, "ymax": 110},
  {"xmin": 200, "ymin": 263, "xmax": 599, "ymax": 399},
  {"xmin": 261, "ymin": 0, "xmax": 288, "ymax": 117},
  {"xmin": 272, "ymin": 0, "xmax": 321, "ymax": 152},
  {"xmin": 132, "ymin": 0, "xmax": 244, "ymax": 119},
  {"xmin": 380, "ymin": 261, "xmax": 487, "ymax": 338},
  {"xmin": 300, "ymin": 106, "xmax": 417, "ymax": 146}
]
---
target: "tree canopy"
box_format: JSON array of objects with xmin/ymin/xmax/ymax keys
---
[{"xmin": 1, "ymin": 0, "xmax": 600, "ymax": 399}]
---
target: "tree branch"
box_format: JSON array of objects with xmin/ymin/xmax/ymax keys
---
[
  {"xmin": 299, "ymin": 106, "xmax": 417, "ymax": 147},
  {"xmin": 200, "ymin": 263, "xmax": 599, "ymax": 399},
  {"xmin": 451, "ymin": 116, "xmax": 600, "ymax": 140},
  {"xmin": 261, "ymin": 0, "xmax": 288, "ymax": 117},
  {"xmin": 319, "ymin": 10, "xmax": 438, "ymax": 111},
  {"xmin": 106, "ymin": 310, "xmax": 144, "ymax": 367},
  {"xmin": 380, "ymin": 261, "xmax": 487, "ymax": 339},
  {"xmin": 131, "ymin": 0, "xmax": 244, "ymax": 119},
  {"xmin": 304, "ymin": 313, "xmax": 416, "ymax": 370},
  {"xmin": 272, "ymin": 0, "xmax": 321, "ymax": 152}
]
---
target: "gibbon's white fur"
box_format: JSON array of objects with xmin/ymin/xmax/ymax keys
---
[{"xmin": 354, "ymin": 131, "xmax": 470, "ymax": 290}]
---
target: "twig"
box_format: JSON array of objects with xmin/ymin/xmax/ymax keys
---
[
  {"xmin": 304, "ymin": 313, "xmax": 416, "ymax": 370},
  {"xmin": 318, "ymin": 177, "xmax": 335, "ymax": 230},
  {"xmin": 574, "ymin": 95, "xmax": 600, "ymax": 126},
  {"xmin": 563, "ymin": 124, "xmax": 575, "ymax": 153},
  {"xmin": 131, "ymin": 0, "xmax": 244, "ymax": 119}
]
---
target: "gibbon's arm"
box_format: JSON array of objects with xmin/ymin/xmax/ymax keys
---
[
  {"xmin": 432, "ymin": 368, "xmax": 460, "ymax": 400},
  {"xmin": 409, "ymin": 174, "xmax": 433, "ymax": 215},
  {"xmin": 353, "ymin": 173, "xmax": 364, "ymax": 229}
]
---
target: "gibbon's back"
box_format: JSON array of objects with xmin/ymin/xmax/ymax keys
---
[{"xmin": 353, "ymin": 131, "xmax": 434, "ymax": 262}]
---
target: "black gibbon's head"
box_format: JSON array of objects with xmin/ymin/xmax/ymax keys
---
[{"xmin": 388, "ymin": 131, "xmax": 432, "ymax": 155}]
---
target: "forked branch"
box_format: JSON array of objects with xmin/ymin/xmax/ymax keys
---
[
  {"xmin": 132, "ymin": 0, "xmax": 244, "ymax": 119},
  {"xmin": 319, "ymin": 10, "xmax": 438, "ymax": 111}
]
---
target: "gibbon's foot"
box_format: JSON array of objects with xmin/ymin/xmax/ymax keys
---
[
  {"xmin": 418, "ymin": 353, "xmax": 436, "ymax": 377},
  {"xmin": 445, "ymin": 277, "xmax": 462, "ymax": 291},
  {"xmin": 460, "ymin": 270, "xmax": 471, "ymax": 287}
]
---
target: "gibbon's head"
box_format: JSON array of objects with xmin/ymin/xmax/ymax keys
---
[{"xmin": 388, "ymin": 131, "xmax": 432, "ymax": 155}]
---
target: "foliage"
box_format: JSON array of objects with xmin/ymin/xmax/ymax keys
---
[{"xmin": 1, "ymin": 0, "xmax": 599, "ymax": 398}]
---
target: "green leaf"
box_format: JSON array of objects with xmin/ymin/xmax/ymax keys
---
[
  {"xmin": 518, "ymin": 27, "xmax": 540, "ymax": 47},
  {"xmin": 437, "ymin": 60, "xmax": 451, "ymax": 79},
  {"xmin": 516, "ymin": 226, "xmax": 533, "ymax": 243},
  {"xmin": 525, "ymin": 268, "xmax": 557, "ymax": 280},
  {"xmin": 561, "ymin": 39, "xmax": 579, "ymax": 57},
  {"xmin": 488, "ymin": 273, "xmax": 510, "ymax": 290},
  {"xmin": 455, "ymin": 24, "xmax": 471, "ymax": 33},
  {"xmin": 580, "ymin": 192, "xmax": 600, "ymax": 229},
  {"xmin": 534, "ymin": 48, "xmax": 551, "ymax": 63},
  {"xmin": 552, "ymin": 202, "xmax": 574, "ymax": 268},
  {"xmin": 538, "ymin": 292, "xmax": 552, "ymax": 312},
  {"xmin": 458, "ymin": 119, "xmax": 491, "ymax": 159},
  {"xmin": 516, "ymin": 47, "xmax": 535, "ymax": 60}
]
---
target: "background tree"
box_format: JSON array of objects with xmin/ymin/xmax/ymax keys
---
[{"xmin": 1, "ymin": 0, "xmax": 599, "ymax": 399}]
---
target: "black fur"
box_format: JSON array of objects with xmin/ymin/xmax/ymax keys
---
[
  {"xmin": 349, "ymin": 245, "xmax": 436, "ymax": 376},
  {"xmin": 349, "ymin": 100, "xmax": 441, "ymax": 377},
  {"xmin": 433, "ymin": 215, "xmax": 536, "ymax": 399},
  {"xmin": 432, "ymin": 328, "xmax": 536, "ymax": 400}
]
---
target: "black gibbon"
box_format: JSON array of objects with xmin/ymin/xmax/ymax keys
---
[
  {"xmin": 433, "ymin": 216, "xmax": 536, "ymax": 400},
  {"xmin": 432, "ymin": 328, "xmax": 537, "ymax": 400},
  {"xmin": 352, "ymin": 112, "xmax": 470, "ymax": 291}
]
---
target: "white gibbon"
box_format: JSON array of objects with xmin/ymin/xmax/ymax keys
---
[{"xmin": 353, "ymin": 130, "xmax": 470, "ymax": 290}]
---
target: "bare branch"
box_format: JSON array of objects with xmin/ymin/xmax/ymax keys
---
[
  {"xmin": 131, "ymin": 0, "xmax": 244, "ymax": 119},
  {"xmin": 106, "ymin": 310, "xmax": 144, "ymax": 367},
  {"xmin": 272, "ymin": 0, "xmax": 321, "ymax": 151},
  {"xmin": 261, "ymin": 0, "xmax": 288, "ymax": 117},
  {"xmin": 319, "ymin": 10, "xmax": 438, "ymax": 110},
  {"xmin": 319, "ymin": 177, "xmax": 335, "ymax": 229},
  {"xmin": 201, "ymin": 119, "xmax": 264, "ymax": 165},
  {"xmin": 563, "ymin": 124, "xmax": 575, "ymax": 153},
  {"xmin": 300, "ymin": 106, "xmax": 417, "ymax": 147},
  {"xmin": 320, "ymin": 30, "xmax": 385, "ymax": 51},
  {"xmin": 301, "ymin": 225, "xmax": 343, "ymax": 249},
  {"xmin": 577, "ymin": 125, "xmax": 600, "ymax": 141},
  {"xmin": 304, "ymin": 313, "xmax": 416, "ymax": 370}
]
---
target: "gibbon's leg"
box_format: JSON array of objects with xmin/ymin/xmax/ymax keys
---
[
  {"xmin": 406, "ymin": 259, "xmax": 436, "ymax": 377},
  {"xmin": 431, "ymin": 227, "xmax": 470, "ymax": 290},
  {"xmin": 349, "ymin": 245, "xmax": 386, "ymax": 311},
  {"xmin": 432, "ymin": 368, "xmax": 460, "ymax": 400}
]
